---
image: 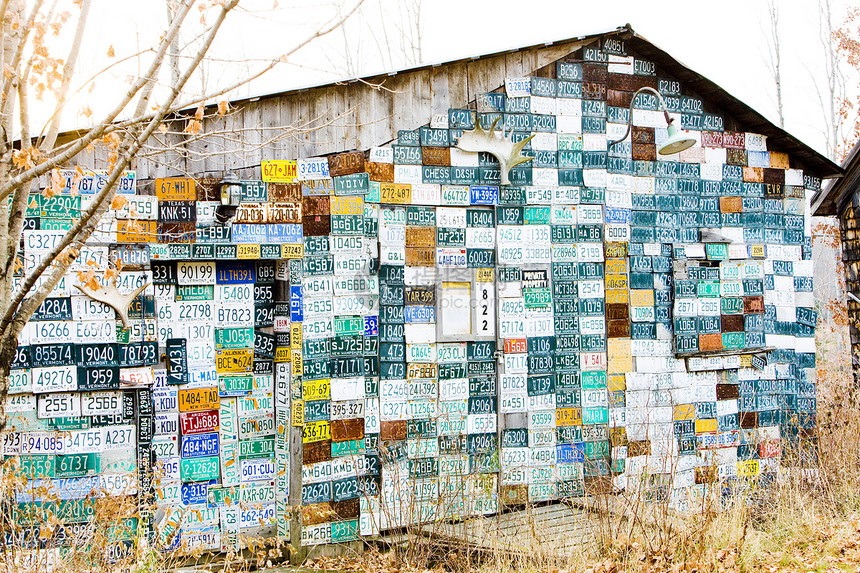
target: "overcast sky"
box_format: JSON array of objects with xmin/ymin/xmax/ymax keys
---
[{"xmin": 48, "ymin": 0, "xmax": 859, "ymax": 161}]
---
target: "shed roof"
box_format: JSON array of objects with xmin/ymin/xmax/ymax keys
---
[
  {"xmin": 812, "ymin": 142, "xmax": 858, "ymax": 216},
  {"xmin": 223, "ymin": 24, "xmax": 840, "ymax": 181}
]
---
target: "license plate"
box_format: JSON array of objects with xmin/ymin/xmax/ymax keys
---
[
  {"xmin": 37, "ymin": 393, "xmax": 81, "ymax": 418},
  {"xmin": 55, "ymin": 453, "xmax": 99, "ymax": 478},
  {"xmin": 179, "ymin": 387, "xmax": 220, "ymax": 412},
  {"xmin": 181, "ymin": 432, "xmax": 220, "ymax": 458},
  {"xmin": 80, "ymin": 391, "xmax": 122, "ymax": 416},
  {"xmin": 238, "ymin": 414, "xmax": 275, "ymax": 439},
  {"xmin": 239, "ymin": 437, "xmax": 275, "ymax": 459},
  {"xmin": 216, "ymin": 349, "xmax": 253, "ymax": 373},
  {"xmin": 177, "ymin": 262, "xmax": 215, "ymax": 285},
  {"xmin": 180, "ymin": 410, "xmax": 219, "ymax": 435},
  {"xmin": 240, "ymin": 503, "xmax": 275, "ymax": 529},
  {"xmin": 330, "ymin": 400, "xmax": 365, "ymax": 420},
  {"xmin": 181, "ymin": 455, "xmax": 220, "ymax": 481},
  {"xmin": 302, "ymin": 420, "xmax": 331, "ymax": 443},
  {"xmin": 240, "ymin": 457, "xmax": 276, "ymax": 482}
]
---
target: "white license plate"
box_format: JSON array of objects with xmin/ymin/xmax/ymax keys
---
[
  {"xmin": 334, "ymin": 294, "xmax": 376, "ymax": 315},
  {"xmin": 152, "ymin": 435, "xmax": 179, "ymax": 459},
  {"xmin": 240, "ymin": 503, "xmax": 276, "ymax": 529},
  {"xmin": 103, "ymin": 425, "xmax": 135, "ymax": 451},
  {"xmin": 27, "ymin": 321, "xmax": 74, "ymax": 344},
  {"xmin": 6, "ymin": 393, "xmax": 35, "ymax": 412},
  {"xmin": 177, "ymin": 262, "xmax": 216, "ymax": 285},
  {"xmin": 216, "ymin": 304, "xmax": 254, "ymax": 327},
  {"xmin": 120, "ymin": 367, "xmax": 154, "ymax": 387},
  {"xmin": 303, "ymin": 297, "xmax": 333, "ymax": 318},
  {"xmin": 114, "ymin": 271, "xmax": 151, "ymax": 295},
  {"xmin": 63, "ymin": 428, "xmax": 102, "ymax": 454},
  {"xmin": 36, "ymin": 392, "xmax": 80, "ymax": 419},
  {"xmin": 100, "ymin": 473, "xmax": 137, "ymax": 496},
  {"xmin": 238, "ymin": 393, "xmax": 274, "ymax": 416},
  {"xmin": 32, "ymin": 365, "xmax": 76, "ymax": 393},
  {"xmin": 240, "ymin": 458, "xmax": 276, "ymax": 482},
  {"xmin": 75, "ymin": 320, "xmax": 116, "ymax": 343},
  {"xmin": 81, "ymin": 391, "xmax": 123, "ymax": 416},
  {"xmin": 302, "ymin": 461, "xmax": 333, "ymax": 484},
  {"xmin": 72, "ymin": 296, "xmax": 115, "ymax": 320},
  {"xmin": 217, "ymin": 284, "xmax": 253, "ymax": 303},
  {"xmin": 330, "ymin": 400, "xmax": 365, "ymax": 420},
  {"xmin": 334, "ymin": 255, "xmax": 369, "ymax": 275},
  {"xmin": 187, "ymin": 342, "xmax": 215, "ymax": 365}
]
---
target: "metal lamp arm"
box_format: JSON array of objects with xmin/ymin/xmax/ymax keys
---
[{"xmin": 608, "ymin": 86, "xmax": 674, "ymax": 148}]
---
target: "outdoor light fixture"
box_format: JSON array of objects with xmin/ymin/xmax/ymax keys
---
[
  {"xmin": 608, "ymin": 86, "xmax": 697, "ymax": 155},
  {"xmin": 215, "ymin": 172, "xmax": 242, "ymax": 224}
]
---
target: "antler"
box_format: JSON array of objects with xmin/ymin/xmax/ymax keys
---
[
  {"xmin": 75, "ymin": 280, "xmax": 151, "ymax": 329},
  {"xmin": 455, "ymin": 117, "xmax": 535, "ymax": 185}
]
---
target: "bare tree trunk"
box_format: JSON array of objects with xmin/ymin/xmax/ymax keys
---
[
  {"xmin": 764, "ymin": 0, "xmax": 784, "ymax": 128},
  {"xmin": 816, "ymin": 0, "xmax": 844, "ymax": 159}
]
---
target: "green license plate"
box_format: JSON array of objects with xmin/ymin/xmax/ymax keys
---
[
  {"xmin": 220, "ymin": 374, "xmax": 253, "ymax": 394},
  {"xmin": 331, "ymin": 439, "xmax": 365, "ymax": 457},
  {"xmin": 697, "ymin": 281, "xmax": 720, "ymax": 297},
  {"xmin": 436, "ymin": 227, "xmax": 465, "ymax": 247},
  {"xmin": 330, "ymin": 519, "xmax": 359, "ymax": 542},
  {"xmin": 330, "ymin": 215, "xmax": 363, "ymax": 235},
  {"xmin": 176, "ymin": 285, "xmax": 214, "ymax": 301},
  {"xmin": 55, "ymin": 453, "xmax": 99, "ymax": 477},
  {"xmin": 721, "ymin": 297, "xmax": 744, "ymax": 315},
  {"xmin": 180, "ymin": 456, "xmax": 220, "ymax": 482},
  {"xmin": 524, "ymin": 206, "xmax": 550, "ymax": 225},
  {"xmin": 523, "ymin": 287, "xmax": 551, "ymax": 308},
  {"xmin": 335, "ymin": 316, "xmax": 363, "ymax": 336},
  {"xmin": 40, "ymin": 195, "xmax": 81, "ymax": 218},
  {"xmin": 17, "ymin": 454, "xmax": 55, "ymax": 478},
  {"xmin": 239, "ymin": 437, "xmax": 275, "ymax": 459},
  {"xmin": 722, "ymin": 332, "xmax": 745, "ymax": 349},
  {"xmin": 215, "ymin": 327, "xmax": 254, "ymax": 349}
]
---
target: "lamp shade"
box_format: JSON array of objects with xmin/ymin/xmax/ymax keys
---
[{"xmin": 658, "ymin": 123, "xmax": 697, "ymax": 155}]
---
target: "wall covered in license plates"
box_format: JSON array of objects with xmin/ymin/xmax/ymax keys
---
[{"xmin": 4, "ymin": 32, "xmax": 827, "ymax": 554}]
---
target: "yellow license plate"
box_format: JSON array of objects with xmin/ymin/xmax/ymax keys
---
[
  {"xmin": 302, "ymin": 421, "xmax": 330, "ymax": 443},
  {"xmin": 179, "ymin": 386, "xmax": 220, "ymax": 412},
  {"xmin": 215, "ymin": 349, "xmax": 253, "ymax": 373}
]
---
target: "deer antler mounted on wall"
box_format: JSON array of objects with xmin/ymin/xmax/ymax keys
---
[
  {"xmin": 455, "ymin": 117, "xmax": 535, "ymax": 185},
  {"xmin": 75, "ymin": 280, "xmax": 150, "ymax": 329}
]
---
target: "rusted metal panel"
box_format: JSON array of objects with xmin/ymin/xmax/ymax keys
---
[
  {"xmin": 422, "ymin": 147, "xmax": 451, "ymax": 167},
  {"xmin": 607, "ymin": 320, "xmax": 630, "ymax": 338},
  {"xmin": 303, "ymin": 196, "xmax": 330, "ymax": 216},
  {"xmin": 720, "ymin": 314, "xmax": 744, "ymax": 332},
  {"xmin": 726, "ymin": 148, "xmax": 747, "ymax": 166},
  {"xmin": 698, "ymin": 333, "xmax": 723, "ymax": 353},
  {"xmin": 743, "ymin": 296, "xmax": 765, "ymax": 313},
  {"xmin": 606, "ymin": 304, "xmax": 629, "ymax": 321},
  {"xmin": 367, "ymin": 162, "xmax": 395, "ymax": 182},
  {"xmin": 328, "ymin": 150, "xmax": 366, "ymax": 177},
  {"xmin": 332, "ymin": 498, "xmax": 360, "ymax": 520},
  {"xmin": 405, "ymin": 247, "xmax": 435, "ymax": 266},
  {"xmin": 716, "ymin": 384, "xmax": 740, "ymax": 400},
  {"xmin": 302, "ymin": 215, "xmax": 331, "ymax": 236},
  {"xmin": 631, "ymin": 126, "xmax": 655, "ymax": 144},
  {"xmin": 303, "ymin": 440, "xmax": 332, "ymax": 464},
  {"xmin": 330, "ymin": 418, "xmax": 364, "ymax": 442},
  {"xmin": 719, "ymin": 196, "xmax": 743, "ymax": 213},
  {"xmin": 632, "ymin": 143, "xmax": 656, "ymax": 161},
  {"xmin": 582, "ymin": 63, "xmax": 607, "ymax": 83},
  {"xmin": 269, "ymin": 183, "xmax": 303, "ymax": 202},
  {"xmin": 763, "ymin": 168, "xmax": 786, "ymax": 185},
  {"xmin": 380, "ymin": 420, "xmax": 407, "ymax": 441},
  {"xmin": 405, "ymin": 227, "xmax": 436, "ymax": 248},
  {"xmin": 606, "ymin": 89, "xmax": 633, "ymax": 108}
]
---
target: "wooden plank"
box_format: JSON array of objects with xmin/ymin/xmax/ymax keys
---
[{"xmin": 430, "ymin": 67, "xmax": 449, "ymax": 118}]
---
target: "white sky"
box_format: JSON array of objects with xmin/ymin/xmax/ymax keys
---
[{"xmin": 41, "ymin": 0, "xmax": 859, "ymax": 161}]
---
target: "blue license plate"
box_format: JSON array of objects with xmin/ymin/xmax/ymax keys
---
[
  {"xmin": 181, "ymin": 481, "xmax": 212, "ymax": 505},
  {"xmin": 290, "ymin": 286, "xmax": 303, "ymax": 321},
  {"xmin": 469, "ymin": 185, "xmax": 498, "ymax": 205},
  {"xmin": 364, "ymin": 315, "xmax": 378, "ymax": 336},
  {"xmin": 181, "ymin": 432, "xmax": 220, "ymax": 458},
  {"xmin": 404, "ymin": 305, "xmax": 436, "ymax": 323},
  {"xmin": 267, "ymin": 223, "xmax": 302, "ymax": 243},
  {"xmin": 230, "ymin": 223, "xmax": 267, "ymax": 243},
  {"xmin": 216, "ymin": 261, "xmax": 256, "ymax": 284}
]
